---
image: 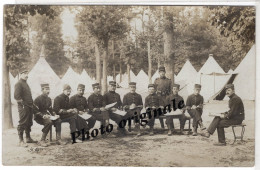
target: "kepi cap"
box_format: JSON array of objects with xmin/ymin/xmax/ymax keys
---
[
  {"xmin": 92, "ymin": 83, "xmax": 100, "ymax": 88},
  {"xmin": 225, "ymin": 84, "xmax": 234, "ymax": 90},
  {"xmin": 41, "ymin": 83, "xmax": 49, "ymax": 89},
  {"xmin": 109, "ymin": 81, "xmax": 116, "ymax": 86},
  {"xmin": 63, "ymin": 84, "xmax": 71, "ymax": 91},
  {"xmin": 194, "ymin": 84, "xmax": 201, "ymax": 89},
  {"xmin": 159, "ymin": 66, "xmax": 165, "ymax": 72},
  {"xmin": 77, "ymin": 84, "xmax": 85, "ymax": 90},
  {"xmin": 129, "ymin": 82, "xmax": 136, "ymax": 87},
  {"xmin": 148, "ymin": 84, "xmax": 155, "ymax": 88}
]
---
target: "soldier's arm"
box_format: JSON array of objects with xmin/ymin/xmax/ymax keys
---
[
  {"xmin": 53, "ymin": 97, "xmax": 65, "ymax": 115},
  {"xmin": 179, "ymin": 96, "xmax": 186, "ymax": 111},
  {"xmin": 34, "ymin": 98, "xmax": 44, "ymax": 118},
  {"xmin": 14, "ymin": 83, "xmax": 23, "ymax": 103},
  {"xmin": 84, "ymin": 98, "xmax": 88, "ymax": 112},
  {"xmin": 169, "ymin": 79, "xmax": 172, "ymax": 94},
  {"xmin": 197, "ymin": 96, "xmax": 204, "ymax": 109},
  {"xmin": 122, "ymin": 95, "xmax": 129, "ymax": 110},
  {"xmin": 224, "ymin": 98, "xmax": 240, "ymax": 119},
  {"xmin": 185, "ymin": 96, "xmax": 191, "ymax": 110},
  {"xmin": 47, "ymin": 98, "xmax": 55, "ymax": 116},
  {"xmin": 88, "ymin": 95, "xmax": 94, "ymax": 111},
  {"xmin": 117, "ymin": 94, "xmax": 123, "ymax": 109},
  {"xmin": 69, "ymin": 96, "xmax": 76, "ymax": 110},
  {"xmin": 138, "ymin": 94, "xmax": 143, "ymax": 107},
  {"xmin": 144, "ymin": 96, "xmax": 149, "ymax": 109}
]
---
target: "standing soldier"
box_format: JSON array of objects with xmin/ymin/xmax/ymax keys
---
[
  {"xmin": 202, "ymin": 84, "xmax": 245, "ymax": 146},
  {"xmin": 165, "ymin": 84, "xmax": 187, "ymax": 136},
  {"xmin": 53, "ymin": 84, "xmax": 86, "ymax": 143},
  {"xmin": 87, "ymin": 83, "xmax": 110, "ymax": 130},
  {"xmin": 144, "ymin": 84, "xmax": 164, "ymax": 135},
  {"xmin": 154, "ymin": 66, "xmax": 172, "ymax": 129},
  {"xmin": 69, "ymin": 84, "xmax": 91, "ymax": 132},
  {"xmin": 14, "ymin": 69, "xmax": 37, "ymax": 147},
  {"xmin": 186, "ymin": 84, "xmax": 206, "ymax": 136},
  {"xmin": 103, "ymin": 81, "xmax": 126, "ymax": 134},
  {"xmin": 122, "ymin": 82, "xmax": 143, "ymax": 137},
  {"xmin": 34, "ymin": 84, "xmax": 63, "ymax": 147}
]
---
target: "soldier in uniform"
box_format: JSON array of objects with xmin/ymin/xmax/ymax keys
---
[
  {"xmin": 69, "ymin": 84, "xmax": 90, "ymax": 133},
  {"xmin": 122, "ymin": 82, "xmax": 143, "ymax": 137},
  {"xmin": 34, "ymin": 84, "xmax": 63, "ymax": 147},
  {"xmin": 154, "ymin": 66, "xmax": 172, "ymax": 128},
  {"xmin": 165, "ymin": 84, "xmax": 187, "ymax": 136},
  {"xmin": 144, "ymin": 84, "xmax": 164, "ymax": 135},
  {"xmin": 202, "ymin": 84, "xmax": 245, "ymax": 146},
  {"xmin": 87, "ymin": 83, "xmax": 110, "ymax": 130},
  {"xmin": 14, "ymin": 69, "xmax": 37, "ymax": 147},
  {"xmin": 53, "ymin": 84, "xmax": 86, "ymax": 142},
  {"xmin": 186, "ymin": 84, "xmax": 206, "ymax": 136},
  {"xmin": 103, "ymin": 81, "xmax": 126, "ymax": 134}
]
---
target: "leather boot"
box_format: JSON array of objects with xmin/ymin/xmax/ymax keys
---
[
  {"xmin": 192, "ymin": 127, "xmax": 198, "ymax": 136},
  {"xmin": 167, "ymin": 124, "xmax": 172, "ymax": 136},
  {"xmin": 149, "ymin": 126, "xmax": 154, "ymax": 136},
  {"xmin": 37, "ymin": 133, "xmax": 48, "ymax": 147},
  {"xmin": 136, "ymin": 124, "xmax": 141, "ymax": 137},
  {"xmin": 56, "ymin": 131, "xmax": 66, "ymax": 145},
  {"xmin": 199, "ymin": 121, "xmax": 206, "ymax": 130},
  {"xmin": 18, "ymin": 131, "xmax": 28, "ymax": 147},
  {"xmin": 180, "ymin": 128, "xmax": 184, "ymax": 135},
  {"xmin": 25, "ymin": 131, "xmax": 37, "ymax": 143}
]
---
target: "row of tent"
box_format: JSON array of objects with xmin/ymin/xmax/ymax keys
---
[{"xmin": 9, "ymin": 45, "xmax": 255, "ymax": 102}]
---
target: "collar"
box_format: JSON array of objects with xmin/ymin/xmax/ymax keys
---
[
  {"xmin": 109, "ymin": 91, "xmax": 116, "ymax": 94},
  {"xmin": 229, "ymin": 93, "xmax": 236, "ymax": 99},
  {"xmin": 160, "ymin": 76, "xmax": 166, "ymax": 79}
]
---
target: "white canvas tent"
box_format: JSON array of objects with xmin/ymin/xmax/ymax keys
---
[
  {"xmin": 152, "ymin": 70, "xmax": 159, "ymax": 83},
  {"xmin": 119, "ymin": 70, "xmax": 137, "ymax": 88},
  {"xmin": 227, "ymin": 69, "xmax": 233, "ymax": 74},
  {"xmin": 136, "ymin": 69, "xmax": 149, "ymax": 92},
  {"xmin": 232, "ymin": 45, "xmax": 255, "ymax": 100},
  {"xmin": 27, "ymin": 57, "xmax": 61, "ymax": 99},
  {"xmin": 79, "ymin": 69, "xmax": 94, "ymax": 92},
  {"xmin": 195, "ymin": 55, "xmax": 230, "ymax": 102},
  {"xmin": 9, "ymin": 72, "xmax": 17, "ymax": 103},
  {"xmin": 176, "ymin": 60, "xmax": 197, "ymax": 82}
]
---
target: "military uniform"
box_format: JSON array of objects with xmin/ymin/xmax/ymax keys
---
[
  {"xmin": 154, "ymin": 66, "xmax": 172, "ymax": 128},
  {"xmin": 207, "ymin": 84, "xmax": 244, "ymax": 144},
  {"xmin": 122, "ymin": 82, "xmax": 143, "ymax": 134},
  {"xmin": 14, "ymin": 75, "xmax": 35, "ymax": 143},
  {"xmin": 186, "ymin": 93, "xmax": 204, "ymax": 128},
  {"xmin": 103, "ymin": 85, "xmax": 123, "ymax": 127},
  {"xmin": 88, "ymin": 83, "xmax": 109, "ymax": 128},
  {"xmin": 165, "ymin": 93, "xmax": 187, "ymax": 132}
]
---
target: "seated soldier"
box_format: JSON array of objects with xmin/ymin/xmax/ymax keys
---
[
  {"xmin": 53, "ymin": 84, "xmax": 83, "ymax": 143},
  {"xmin": 202, "ymin": 84, "xmax": 245, "ymax": 146},
  {"xmin": 34, "ymin": 84, "xmax": 63, "ymax": 146},
  {"xmin": 186, "ymin": 84, "xmax": 206, "ymax": 136},
  {"xmin": 87, "ymin": 83, "xmax": 110, "ymax": 132},
  {"xmin": 122, "ymin": 82, "xmax": 143, "ymax": 137},
  {"xmin": 165, "ymin": 83, "xmax": 187, "ymax": 136},
  {"xmin": 104, "ymin": 81, "xmax": 128, "ymax": 134},
  {"xmin": 144, "ymin": 84, "xmax": 164, "ymax": 136}
]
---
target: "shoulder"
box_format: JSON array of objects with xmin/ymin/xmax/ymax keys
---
[
  {"xmin": 70, "ymin": 94, "xmax": 77, "ymax": 100},
  {"xmin": 103, "ymin": 92, "xmax": 109, "ymax": 97},
  {"xmin": 34, "ymin": 95, "xmax": 41, "ymax": 101},
  {"xmin": 177, "ymin": 94, "xmax": 184, "ymax": 100},
  {"xmin": 88, "ymin": 94, "xmax": 94, "ymax": 99},
  {"xmin": 136, "ymin": 93, "xmax": 142, "ymax": 98},
  {"xmin": 124, "ymin": 92, "xmax": 131, "ymax": 97},
  {"xmin": 54, "ymin": 94, "xmax": 62, "ymax": 101},
  {"xmin": 15, "ymin": 80, "xmax": 22, "ymax": 87},
  {"xmin": 154, "ymin": 78, "xmax": 160, "ymax": 83}
]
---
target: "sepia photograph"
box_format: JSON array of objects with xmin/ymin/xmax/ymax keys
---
[{"xmin": 2, "ymin": 4, "xmax": 256, "ymax": 167}]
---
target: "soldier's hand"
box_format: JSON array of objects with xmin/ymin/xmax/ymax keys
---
[
  {"xmin": 93, "ymin": 108, "xmax": 98, "ymax": 112},
  {"xmin": 79, "ymin": 111, "xmax": 84, "ymax": 115},
  {"xmin": 111, "ymin": 108, "xmax": 117, "ymax": 112},
  {"xmin": 73, "ymin": 108, "xmax": 78, "ymax": 113},
  {"xmin": 152, "ymin": 106, "xmax": 156, "ymax": 109},
  {"xmin": 100, "ymin": 107, "xmax": 106, "ymax": 112},
  {"xmin": 191, "ymin": 105, "xmax": 197, "ymax": 109},
  {"xmin": 43, "ymin": 115, "xmax": 50, "ymax": 119}
]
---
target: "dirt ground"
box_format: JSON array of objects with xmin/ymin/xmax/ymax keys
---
[{"xmin": 2, "ymin": 92, "xmax": 255, "ymax": 166}]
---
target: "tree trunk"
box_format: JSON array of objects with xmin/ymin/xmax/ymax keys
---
[
  {"xmin": 119, "ymin": 52, "xmax": 122, "ymax": 83},
  {"xmin": 147, "ymin": 40, "xmax": 152, "ymax": 83},
  {"xmin": 127, "ymin": 63, "xmax": 130, "ymax": 83},
  {"xmin": 112, "ymin": 40, "xmax": 116, "ymax": 81},
  {"xmin": 102, "ymin": 41, "xmax": 109, "ymax": 94},
  {"xmin": 95, "ymin": 42, "xmax": 101, "ymax": 85},
  {"xmin": 163, "ymin": 7, "xmax": 175, "ymax": 84},
  {"xmin": 3, "ymin": 21, "xmax": 14, "ymax": 129}
]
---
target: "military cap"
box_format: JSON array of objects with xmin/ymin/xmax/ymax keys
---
[
  {"xmin": 129, "ymin": 82, "xmax": 136, "ymax": 87},
  {"xmin": 63, "ymin": 84, "xmax": 71, "ymax": 91},
  {"xmin": 159, "ymin": 66, "xmax": 166, "ymax": 72},
  {"xmin": 148, "ymin": 84, "xmax": 155, "ymax": 88},
  {"xmin": 225, "ymin": 84, "xmax": 234, "ymax": 90},
  {"xmin": 109, "ymin": 81, "xmax": 116, "ymax": 86},
  {"xmin": 19, "ymin": 69, "xmax": 29, "ymax": 74},
  {"xmin": 77, "ymin": 84, "xmax": 85, "ymax": 89},
  {"xmin": 41, "ymin": 83, "xmax": 49, "ymax": 89},
  {"xmin": 194, "ymin": 84, "xmax": 202, "ymax": 89},
  {"xmin": 173, "ymin": 83, "xmax": 180, "ymax": 89},
  {"xmin": 92, "ymin": 83, "xmax": 100, "ymax": 88}
]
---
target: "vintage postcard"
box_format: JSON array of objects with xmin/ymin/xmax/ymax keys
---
[{"xmin": 2, "ymin": 3, "xmax": 256, "ymax": 167}]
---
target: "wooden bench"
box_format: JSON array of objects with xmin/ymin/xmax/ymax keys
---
[{"xmin": 230, "ymin": 123, "xmax": 246, "ymax": 145}]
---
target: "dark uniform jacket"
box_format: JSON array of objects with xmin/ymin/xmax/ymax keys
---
[
  {"xmin": 14, "ymin": 79, "xmax": 33, "ymax": 105},
  {"xmin": 103, "ymin": 91, "xmax": 122, "ymax": 109},
  {"xmin": 154, "ymin": 76, "xmax": 172, "ymax": 96},
  {"xmin": 145, "ymin": 93, "xmax": 163, "ymax": 108},
  {"xmin": 123, "ymin": 92, "xmax": 143, "ymax": 110},
  {"xmin": 69, "ymin": 94, "xmax": 88, "ymax": 112},
  {"xmin": 34, "ymin": 94, "xmax": 54, "ymax": 120},
  {"xmin": 166, "ymin": 93, "xmax": 185, "ymax": 111},
  {"xmin": 53, "ymin": 93, "xmax": 73, "ymax": 119},
  {"xmin": 224, "ymin": 93, "xmax": 245, "ymax": 120},
  {"xmin": 88, "ymin": 93, "xmax": 106, "ymax": 111},
  {"xmin": 186, "ymin": 94, "xmax": 204, "ymax": 112}
]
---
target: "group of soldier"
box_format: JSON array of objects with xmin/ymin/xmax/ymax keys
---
[{"xmin": 14, "ymin": 66, "xmax": 245, "ymax": 147}]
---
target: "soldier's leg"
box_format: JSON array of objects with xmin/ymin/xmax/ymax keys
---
[
  {"xmin": 165, "ymin": 116, "xmax": 174, "ymax": 136},
  {"xmin": 75, "ymin": 115, "xmax": 89, "ymax": 132},
  {"xmin": 61, "ymin": 115, "xmax": 77, "ymax": 133},
  {"xmin": 17, "ymin": 104, "xmax": 28, "ymax": 147},
  {"xmin": 179, "ymin": 114, "xmax": 186, "ymax": 134},
  {"xmin": 23, "ymin": 107, "xmax": 37, "ymax": 143},
  {"xmin": 134, "ymin": 109, "xmax": 141, "ymax": 136},
  {"xmin": 109, "ymin": 111, "xmax": 123, "ymax": 127},
  {"xmin": 86, "ymin": 116, "xmax": 97, "ymax": 129},
  {"xmin": 188, "ymin": 110, "xmax": 198, "ymax": 135},
  {"xmin": 38, "ymin": 118, "xmax": 53, "ymax": 147},
  {"xmin": 207, "ymin": 117, "xmax": 222, "ymax": 135}
]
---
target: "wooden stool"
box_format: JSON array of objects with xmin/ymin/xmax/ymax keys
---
[{"xmin": 231, "ymin": 123, "xmax": 246, "ymax": 144}]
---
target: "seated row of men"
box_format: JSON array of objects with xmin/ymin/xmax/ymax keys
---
[{"xmin": 14, "ymin": 69, "xmax": 245, "ymax": 147}]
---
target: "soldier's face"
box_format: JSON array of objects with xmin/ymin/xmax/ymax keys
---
[
  {"xmin": 94, "ymin": 87, "xmax": 101, "ymax": 94},
  {"xmin": 20, "ymin": 73, "xmax": 28, "ymax": 80},
  {"xmin": 172, "ymin": 87, "xmax": 179, "ymax": 95},
  {"xmin": 77, "ymin": 88, "xmax": 84, "ymax": 96},
  {"xmin": 130, "ymin": 86, "xmax": 136, "ymax": 93},
  {"xmin": 64, "ymin": 89, "xmax": 71, "ymax": 96},
  {"xmin": 226, "ymin": 88, "xmax": 234, "ymax": 97},
  {"xmin": 109, "ymin": 85, "xmax": 116, "ymax": 91},
  {"xmin": 148, "ymin": 87, "xmax": 155, "ymax": 94},
  {"xmin": 194, "ymin": 88, "xmax": 201, "ymax": 95},
  {"xmin": 159, "ymin": 71, "xmax": 166, "ymax": 77},
  {"xmin": 42, "ymin": 88, "xmax": 50, "ymax": 96}
]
